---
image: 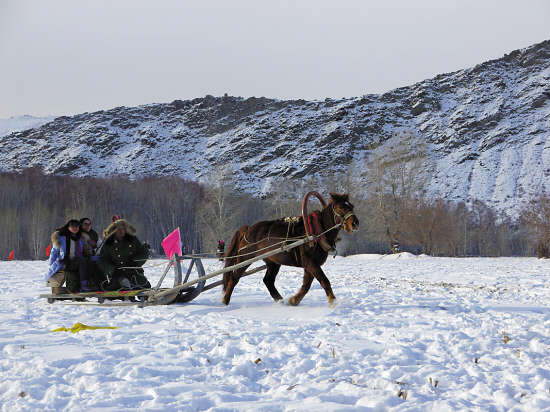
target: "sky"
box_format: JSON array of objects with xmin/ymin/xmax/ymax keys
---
[{"xmin": 0, "ymin": 0, "xmax": 549, "ymax": 118}]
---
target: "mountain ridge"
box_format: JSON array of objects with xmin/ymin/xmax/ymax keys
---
[{"xmin": 1, "ymin": 39, "xmax": 549, "ymax": 216}]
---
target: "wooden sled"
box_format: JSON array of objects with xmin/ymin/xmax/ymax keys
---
[{"xmin": 40, "ymin": 234, "xmax": 319, "ymax": 307}]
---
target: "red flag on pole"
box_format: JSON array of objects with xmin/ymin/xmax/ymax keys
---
[
  {"xmin": 46, "ymin": 244, "xmax": 52, "ymax": 258},
  {"xmin": 161, "ymin": 228, "xmax": 182, "ymax": 259},
  {"xmin": 8, "ymin": 250, "xmax": 14, "ymax": 260}
]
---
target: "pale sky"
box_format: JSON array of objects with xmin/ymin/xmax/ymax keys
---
[{"xmin": 1, "ymin": 0, "xmax": 549, "ymax": 118}]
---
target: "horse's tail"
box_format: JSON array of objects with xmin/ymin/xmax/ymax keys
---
[{"xmin": 223, "ymin": 225, "xmax": 248, "ymax": 291}]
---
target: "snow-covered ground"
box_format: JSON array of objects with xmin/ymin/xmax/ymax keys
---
[{"xmin": 2, "ymin": 254, "xmax": 550, "ymax": 411}]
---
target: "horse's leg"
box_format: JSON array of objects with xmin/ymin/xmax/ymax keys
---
[
  {"xmin": 222, "ymin": 271, "xmax": 230, "ymax": 292},
  {"xmin": 288, "ymin": 270, "xmax": 314, "ymax": 306},
  {"xmin": 223, "ymin": 226, "xmax": 247, "ymax": 293},
  {"xmin": 307, "ymin": 263, "xmax": 336, "ymax": 306},
  {"xmin": 222, "ymin": 272, "xmax": 239, "ymax": 305},
  {"xmin": 262, "ymin": 260, "xmax": 283, "ymax": 302},
  {"xmin": 222, "ymin": 265, "xmax": 250, "ymax": 305}
]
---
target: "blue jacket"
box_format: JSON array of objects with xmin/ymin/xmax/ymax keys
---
[{"xmin": 45, "ymin": 231, "xmax": 86, "ymax": 280}]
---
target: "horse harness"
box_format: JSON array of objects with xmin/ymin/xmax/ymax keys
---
[
  {"xmin": 237, "ymin": 205, "xmax": 355, "ymax": 256},
  {"xmin": 238, "ymin": 216, "xmax": 301, "ymax": 253}
]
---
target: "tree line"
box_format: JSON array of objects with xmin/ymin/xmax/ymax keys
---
[{"xmin": 0, "ymin": 163, "xmax": 544, "ymax": 260}]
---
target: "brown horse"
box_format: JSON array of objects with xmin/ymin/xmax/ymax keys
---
[{"xmin": 222, "ymin": 193, "xmax": 359, "ymax": 306}]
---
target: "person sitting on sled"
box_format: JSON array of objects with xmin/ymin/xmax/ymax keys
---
[
  {"xmin": 97, "ymin": 218, "xmax": 151, "ymax": 290},
  {"xmin": 79, "ymin": 217, "xmax": 99, "ymax": 254},
  {"xmin": 45, "ymin": 219, "xmax": 94, "ymax": 293}
]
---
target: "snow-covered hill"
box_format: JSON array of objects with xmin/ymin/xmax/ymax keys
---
[
  {"xmin": 3, "ymin": 256, "xmax": 550, "ymax": 409},
  {"xmin": 1, "ymin": 40, "xmax": 549, "ymax": 215},
  {"xmin": 0, "ymin": 115, "xmax": 54, "ymax": 137}
]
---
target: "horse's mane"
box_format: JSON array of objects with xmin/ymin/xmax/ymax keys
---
[{"xmin": 275, "ymin": 203, "xmax": 330, "ymax": 225}]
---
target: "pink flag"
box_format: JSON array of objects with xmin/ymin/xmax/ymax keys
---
[{"xmin": 161, "ymin": 227, "xmax": 182, "ymax": 259}]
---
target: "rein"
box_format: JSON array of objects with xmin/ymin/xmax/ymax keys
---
[{"xmin": 228, "ymin": 222, "xmax": 343, "ymax": 261}]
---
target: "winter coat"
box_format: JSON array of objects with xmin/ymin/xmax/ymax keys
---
[
  {"xmin": 45, "ymin": 231, "xmax": 87, "ymax": 280},
  {"xmin": 81, "ymin": 229, "xmax": 100, "ymax": 252},
  {"xmin": 97, "ymin": 219, "xmax": 149, "ymax": 277}
]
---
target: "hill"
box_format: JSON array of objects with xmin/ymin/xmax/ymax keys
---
[{"xmin": 1, "ymin": 40, "xmax": 549, "ymax": 215}]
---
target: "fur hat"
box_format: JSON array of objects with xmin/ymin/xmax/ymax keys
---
[{"xmin": 102, "ymin": 219, "xmax": 137, "ymax": 241}]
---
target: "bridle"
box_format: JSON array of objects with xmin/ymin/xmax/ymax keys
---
[{"xmin": 331, "ymin": 205, "xmax": 356, "ymax": 228}]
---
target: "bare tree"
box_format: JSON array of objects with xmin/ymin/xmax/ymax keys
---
[
  {"xmin": 520, "ymin": 193, "xmax": 550, "ymax": 258},
  {"xmin": 27, "ymin": 198, "xmax": 54, "ymax": 259},
  {"xmin": 363, "ymin": 133, "xmax": 432, "ymax": 252},
  {"xmin": 198, "ymin": 165, "xmax": 241, "ymax": 251}
]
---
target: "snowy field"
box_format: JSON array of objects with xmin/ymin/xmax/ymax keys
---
[{"xmin": 2, "ymin": 254, "xmax": 550, "ymax": 411}]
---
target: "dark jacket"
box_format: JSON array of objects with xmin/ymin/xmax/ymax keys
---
[{"xmin": 97, "ymin": 220, "xmax": 148, "ymax": 277}]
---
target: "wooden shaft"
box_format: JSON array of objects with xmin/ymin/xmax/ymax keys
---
[
  {"xmin": 151, "ymin": 235, "xmax": 315, "ymax": 300},
  {"xmin": 201, "ymin": 264, "xmax": 267, "ymax": 292}
]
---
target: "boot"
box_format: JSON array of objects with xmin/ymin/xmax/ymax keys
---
[
  {"xmin": 119, "ymin": 277, "xmax": 132, "ymax": 290},
  {"xmin": 65, "ymin": 271, "xmax": 80, "ymax": 293},
  {"xmin": 80, "ymin": 280, "xmax": 93, "ymax": 292},
  {"xmin": 52, "ymin": 287, "xmax": 69, "ymax": 295},
  {"xmin": 131, "ymin": 273, "xmax": 151, "ymax": 290}
]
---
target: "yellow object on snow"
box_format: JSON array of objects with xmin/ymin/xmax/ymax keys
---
[{"xmin": 51, "ymin": 322, "xmax": 118, "ymax": 333}]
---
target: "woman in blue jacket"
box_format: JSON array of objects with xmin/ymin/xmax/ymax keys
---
[{"xmin": 45, "ymin": 219, "xmax": 92, "ymax": 292}]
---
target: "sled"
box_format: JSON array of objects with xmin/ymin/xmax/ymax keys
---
[
  {"xmin": 40, "ymin": 234, "xmax": 317, "ymax": 307},
  {"xmin": 40, "ymin": 256, "xmax": 207, "ymax": 307}
]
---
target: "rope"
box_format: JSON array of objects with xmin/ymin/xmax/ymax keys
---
[{"xmin": 223, "ymin": 222, "xmax": 342, "ymax": 261}]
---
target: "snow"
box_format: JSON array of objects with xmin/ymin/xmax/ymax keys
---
[
  {"xmin": 2, "ymin": 255, "xmax": 550, "ymax": 410},
  {"xmin": 0, "ymin": 115, "xmax": 54, "ymax": 137}
]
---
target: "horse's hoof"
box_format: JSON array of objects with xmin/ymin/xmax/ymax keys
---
[
  {"xmin": 328, "ymin": 298, "xmax": 337, "ymax": 308},
  {"xmin": 221, "ymin": 297, "xmax": 230, "ymax": 306},
  {"xmin": 288, "ymin": 297, "xmax": 300, "ymax": 306}
]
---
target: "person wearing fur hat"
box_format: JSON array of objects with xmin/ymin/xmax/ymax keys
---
[
  {"xmin": 45, "ymin": 219, "xmax": 93, "ymax": 293},
  {"xmin": 97, "ymin": 218, "xmax": 151, "ymax": 290}
]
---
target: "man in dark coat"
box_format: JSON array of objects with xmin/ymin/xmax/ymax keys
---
[{"xmin": 97, "ymin": 219, "xmax": 151, "ymax": 290}]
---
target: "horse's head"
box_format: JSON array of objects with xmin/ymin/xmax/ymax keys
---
[{"xmin": 329, "ymin": 193, "xmax": 359, "ymax": 233}]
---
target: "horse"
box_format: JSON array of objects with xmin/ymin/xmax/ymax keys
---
[{"xmin": 222, "ymin": 192, "xmax": 359, "ymax": 306}]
